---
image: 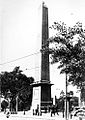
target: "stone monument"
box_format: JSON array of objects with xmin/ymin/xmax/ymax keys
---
[{"xmin": 31, "ymin": 2, "xmax": 53, "ymax": 113}]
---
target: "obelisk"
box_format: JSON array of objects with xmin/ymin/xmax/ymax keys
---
[
  {"xmin": 40, "ymin": 2, "xmax": 52, "ymax": 108},
  {"xmin": 31, "ymin": 2, "xmax": 52, "ymax": 113}
]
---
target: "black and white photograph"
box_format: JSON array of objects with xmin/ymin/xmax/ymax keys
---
[{"xmin": 0, "ymin": 0, "xmax": 85, "ymax": 120}]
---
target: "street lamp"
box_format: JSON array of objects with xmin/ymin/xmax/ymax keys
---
[
  {"xmin": 76, "ymin": 89, "xmax": 81, "ymax": 107},
  {"xmin": 16, "ymin": 94, "xmax": 18, "ymax": 114},
  {"xmin": 60, "ymin": 90, "xmax": 65, "ymax": 118},
  {"xmin": 7, "ymin": 90, "xmax": 11, "ymax": 111}
]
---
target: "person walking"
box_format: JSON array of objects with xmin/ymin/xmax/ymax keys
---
[{"xmin": 55, "ymin": 104, "xmax": 59, "ymax": 115}]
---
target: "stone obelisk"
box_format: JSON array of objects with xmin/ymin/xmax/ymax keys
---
[
  {"xmin": 31, "ymin": 2, "xmax": 52, "ymax": 113},
  {"xmin": 40, "ymin": 2, "xmax": 52, "ymax": 108}
]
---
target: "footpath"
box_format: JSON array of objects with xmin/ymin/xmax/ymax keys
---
[
  {"xmin": 10, "ymin": 111, "xmax": 66, "ymax": 120},
  {"xmin": 0, "ymin": 111, "xmax": 72, "ymax": 120}
]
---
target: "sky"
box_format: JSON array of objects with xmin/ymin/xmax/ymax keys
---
[{"xmin": 0, "ymin": 0, "xmax": 85, "ymax": 98}]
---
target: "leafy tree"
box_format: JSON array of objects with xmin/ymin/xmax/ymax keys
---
[
  {"xmin": 46, "ymin": 22, "xmax": 85, "ymax": 88},
  {"xmin": 1, "ymin": 66, "xmax": 34, "ymax": 110}
]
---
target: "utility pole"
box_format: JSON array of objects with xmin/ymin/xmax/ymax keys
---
[
  {"xmin": 65, "ymin": 73, "xmax": 68, "ymax": 120},
  {"xmin": 0, "ymin": 74, "xmax": 1, "ymax": 112}
]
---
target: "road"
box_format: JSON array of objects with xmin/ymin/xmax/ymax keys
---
[{"xmin": 0, "ymin": 111, "xmax": 68, "ymax": 120}]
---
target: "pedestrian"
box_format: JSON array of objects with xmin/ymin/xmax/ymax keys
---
[
  {"xmin": 51, "ymin": 105, "xmax": 55, "ymax": 117},
  {"xmin": 23, "ymin": 109, "xmax": 25, "ymax": 115},
  {"xmin": 6, "ymin": 108, "xmax": 10, "ymax": 118},
  {"xmin": 35, "ymin": 104, "xmax": 39, "ymax": 115},
  {"xmin": 55, "ymin": 104, "xmax": 59, "ymax": 115}
]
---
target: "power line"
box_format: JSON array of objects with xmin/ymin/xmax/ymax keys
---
[{"xmin": 0, "ymin": 51, "xmax": 40, "ymax": 66}]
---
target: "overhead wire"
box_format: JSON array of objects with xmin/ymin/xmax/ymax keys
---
[
  {"xmin": 0, "ymin": 51, "xmax": 51, "ymax": 72},
  {"xmin": 0, "ymin": 51, "xmax": 40, "ymax": 66}
]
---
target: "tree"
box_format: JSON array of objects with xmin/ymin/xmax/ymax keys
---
[
  {"xmin": 47, "ymin": 21, "xmax": 85, "ymax": 89},
  {"xmin": 1, "ymin": 66, "xmax": 34, "ymax": 110}
]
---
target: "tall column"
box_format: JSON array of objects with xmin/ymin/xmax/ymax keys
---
[
  {"xmin": 31, "ymin": 3, "xmax": 53, "ymax": 113},
  {"xmin": 41, "ymin": 2, "xmax": 49, "ymax": 82},
  {"xmin": 40, "ymin": 2, "xmax": 52, "ymax": 108}
]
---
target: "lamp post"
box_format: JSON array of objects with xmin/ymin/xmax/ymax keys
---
[
  {"xmin": 65, "ymin": 73, "xmax": 68, "ymax": 120},
  {"xmin": 16, "ymin": 94, "xmax": 18, "ymax": 114},
  {"xmin": 0, "ymin": 74, "xmax": 1, "ymax": 112},
  {"xmin": 76, "ymin": 89, "xmax": 81, "ymax": 107},
  {"xmin": 7, "ymin": 90, "xmax": 11, "ymax": 111},
  {"xmin": 60, "ymin": 90, "xmax": 65, "ymax": 118}
]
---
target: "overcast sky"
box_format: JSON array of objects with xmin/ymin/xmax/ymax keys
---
[{"xmin": 1, "ymin": 0, "xmax": 85, "ymax": 97}]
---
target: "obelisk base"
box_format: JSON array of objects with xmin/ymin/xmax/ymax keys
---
[{"xmin": 31, "ymin": 81, "xmax": 53, "ymax": 114}]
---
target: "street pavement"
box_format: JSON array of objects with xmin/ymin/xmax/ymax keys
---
[{"xmin": 0, "ymin": 111, "xmax": 70, "ymax": 120}]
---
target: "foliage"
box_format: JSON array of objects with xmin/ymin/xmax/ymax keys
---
[
  {"xmin": 47, "ymin": 22, "xmax": 85, "ymax": 88},
  {"xmin": 1, "ymin": 66, "xmax": 34, "ymax": 110}
]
